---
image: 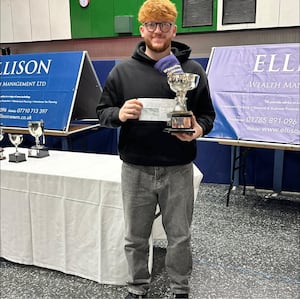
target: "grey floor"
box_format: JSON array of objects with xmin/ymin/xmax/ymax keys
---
[{"xmin": 1, "ymin": 183, "xmax": 299, "ymax": 299}]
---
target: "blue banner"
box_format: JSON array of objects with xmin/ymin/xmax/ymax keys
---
[
  {"xmin": 0, "ymin": 51, "xmax": 85, "ymax": 131},
  {"xmin": 206, "ymin": 44, "xmax": 300, "ymax": 145}
]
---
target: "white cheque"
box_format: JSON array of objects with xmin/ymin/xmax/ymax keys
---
[{"xmin": 138, "ymin": 98, "xmax": 175, "ymax": 122}]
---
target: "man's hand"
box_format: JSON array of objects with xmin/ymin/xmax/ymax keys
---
[
  {"xmin": 171, "ymin": 114, "xmax": 203, "ymax": 142},
  {"xmin": 119, "ymin": 99, "xmax": 143, "ymax": 122}
]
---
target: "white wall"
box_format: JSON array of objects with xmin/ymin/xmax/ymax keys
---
[
  {"xmin": 279, "ymin": 0, "xmax": 300, "ymax": 26},
  {"xmin": 1, "ymin": 0, "xmax": 14, "ymax": 43},
  {"xmin": 0, "ymin": 0, "xmax": 299, "ymax": 43},
  {"xmin": 0, "ymin": 0, "xmax": 71, "ymax": 43}
]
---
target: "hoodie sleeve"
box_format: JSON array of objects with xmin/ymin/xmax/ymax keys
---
[{"xmin": 96, "ymin": 69, "xmax": 123, "ymax": 128}]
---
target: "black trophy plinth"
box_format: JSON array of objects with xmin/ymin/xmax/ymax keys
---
[
  {"xmin": 9, "ymin": 152, "xmax": 26, "ymax": 163},
  {"xmin": 28, "ymin": 147, "xmax": 50, "ymax": 158}
]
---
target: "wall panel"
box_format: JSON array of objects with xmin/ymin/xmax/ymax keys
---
[
  {"xmin": 255, "ymin": 0, "xmax": 280, "ymax": 28},
  {"xmin": 70, "ymin": 1, "xmax": 115, "ymax": 38},
  {"xmin": 49, "ymin": 0, "xmax": 71, "ymax": 40},
  {"xmin": 0, "ymin": 0, "xmax": 13, "ymax": 42},
  {"xmin": 30, "ymin": 0, "xmax": 51, "ymax": 41},
  {"xmin": 11, "ymin": 0, "xmax": 31, "ymax": 42},
  {"xmin": 279, "ymin": 0, "xmax": 300, "ymax": 27},
  {"xmin": 91, "ymin": 2, "xmax": 114, "ymax": 37}
]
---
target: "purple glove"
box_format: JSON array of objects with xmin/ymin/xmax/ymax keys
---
[{"xmin": 154, "ymin": 54, "xmax": 183, "ymax": 75}]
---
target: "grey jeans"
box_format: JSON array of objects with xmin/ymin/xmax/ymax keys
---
[{"xmin": 121, "ymin": 162, "xmax": 194, "ymax": 295}]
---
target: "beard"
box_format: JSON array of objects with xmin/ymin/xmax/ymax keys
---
[{"xmin": 144, "ymin": 35, "xmax": 171, "ymax": 53}]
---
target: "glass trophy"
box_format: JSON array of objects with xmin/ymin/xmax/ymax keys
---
[
  {"xmin": 164, "ymin": 72, "xmax": 200, "ymax": 133},
  {"xmin": 28, "ymin": 120, "xmax": 49, "ymax": 158},
  {"xmin": 0, "ymin": 127, "xmax": 5, "ymax": 160},
  {"xmin": 8, "ymin": 133, "xmax": 26, "ymax": 162}
]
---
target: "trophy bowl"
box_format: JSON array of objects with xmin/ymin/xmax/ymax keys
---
[
  {"xmin": 164, "ymin": 73, "xmax": 200, "ymax": 133},
  {"xmin": 28, "ymin": 120, "xmax": 49, "ymax": 158},
  {"xmin": 0, "ymin": 127, "xmax": 5, "ymax": 160},
  {"xmin": 8, "ymin": 133, "xmax": 26, "ymax": 162}
]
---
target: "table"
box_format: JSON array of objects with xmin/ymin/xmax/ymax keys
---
[
  {"xmin": 217, "ymin": 139, "xmax": 300, "ymax": 206},
  {"xmin": 197, "ymin": 138, "xmax": 300, "ymax": 206},
  {"xmin": 0, "ymin": 148, "xmax": 203, "ymax": 285},
  {"xmin": 3, "ymin": 122, "xmax": 100, "ymax": 150}
]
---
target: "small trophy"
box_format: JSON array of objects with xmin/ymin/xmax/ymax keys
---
[
  {"xmin": 8, "ymin": 133, "xmax": 26, "ymax": 162},
  {"xmin": 164, "ymin": 72, "xmax": 200, "ymax": 133},
  {"xmin": 28, "ymin": 120, "xmax": 49, "ymax": 158},
  {"xmin": 0, "ymin": 127, "xmax": 5, "ymax": 160}
]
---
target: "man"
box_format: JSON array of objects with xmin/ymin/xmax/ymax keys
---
[{"xmin": 96, "ymin": 0, "xmax": 215, "ymax": 298}]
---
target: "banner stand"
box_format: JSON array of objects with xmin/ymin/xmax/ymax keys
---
[{"xmin": 1, "ymin": 51, "xmax": 102, "ymax": 148}]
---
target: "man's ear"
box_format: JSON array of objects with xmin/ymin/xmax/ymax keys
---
[
  {"xmin": 172, "ymin": 25, "xmax": 177, "ymax": 37},
  {"xmin": 140, "ymin": 25, "xmax": 145, "ymax": 37}
]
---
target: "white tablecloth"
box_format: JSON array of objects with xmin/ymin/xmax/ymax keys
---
[{"xmin": 0, "ymin": 147, "xmax": 203, "ymax": 285}]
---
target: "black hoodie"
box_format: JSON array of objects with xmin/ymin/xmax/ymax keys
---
[{"xmin": 96, "ymin": 41, "xmax": 215, "ymax": 166}]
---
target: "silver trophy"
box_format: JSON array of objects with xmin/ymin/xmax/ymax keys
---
[
  {"xmin": 8, "ymin": 133, "xmax": 26, "ymax": 162},
  {"xmin": 0, "ymin": 127, "xmax": 5, "ymax": 160},
  {"xmin": 164, "ymin": 73, "xmax": 200, "ymax": 133},
  {"xmin": 28, "ymin": 120, "xmax": 49, "ymax": 158}
]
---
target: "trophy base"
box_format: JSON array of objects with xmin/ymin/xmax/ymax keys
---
[
  {"xmin": 28, "ymin": 147, "xmax": 50, "ymax": 158},
  {"xmin": 164, "ymin": 111, "xmax": 194, "ymax": 134},
  {"xmin": 163, "ymin": 128, "xmax": 195, "ymax": 134},
  {"xmin": 9, "ymin": 153, "xmax": 26, "ymax": 163}
]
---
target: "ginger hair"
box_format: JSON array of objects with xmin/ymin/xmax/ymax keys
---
[{"xmin": 138, "ymin": 0, "xmax": 178, "ymax": 23}]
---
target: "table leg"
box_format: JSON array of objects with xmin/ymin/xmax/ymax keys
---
[
  {"xmin": 227, "ymin": 146, "xmax": 240, "ymax": 206},
  {"xmin": 227, "ymin": 146, "xmax": 251, "ymax": 206}
]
